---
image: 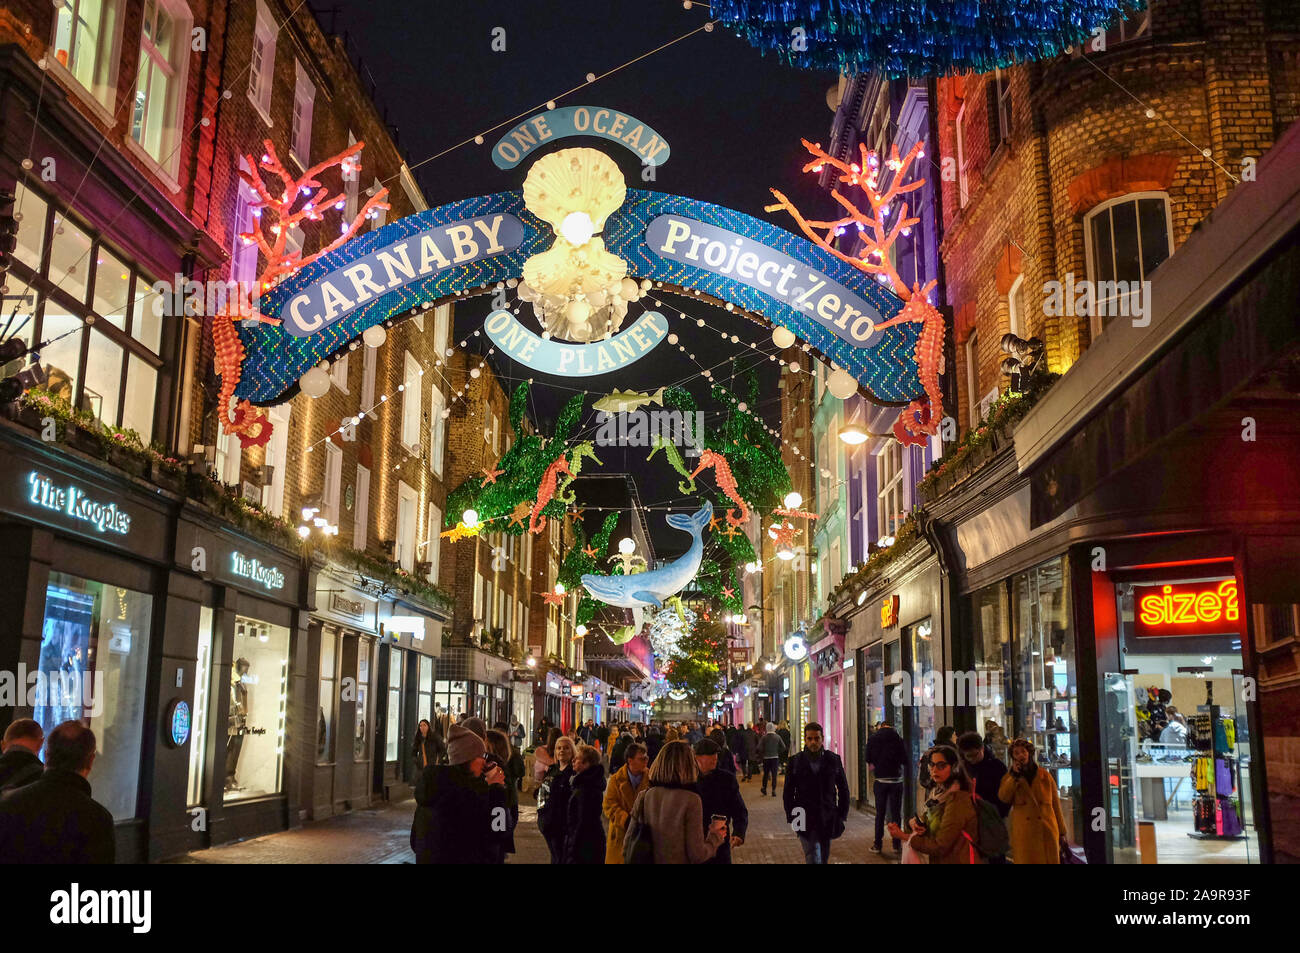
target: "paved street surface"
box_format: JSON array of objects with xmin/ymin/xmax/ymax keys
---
[{"xmin": 169, "ymin": 770, "xmax": 891, "ymax": 865}]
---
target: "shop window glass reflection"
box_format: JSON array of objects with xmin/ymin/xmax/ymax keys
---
[
  {"xmin": 317, "ymin": 629, "xmax": 336, "ymax": 764},
  {"xmin": 386, "ymin": 648, "xmax": 403, "ymax": 763},
  {"xmin": 970, "ymin": 582, "xmax": 1012, "ymax": 762},
  {"xmin": 37, "ymin": 572, "xmax": 152, "ymax": 821},
  {"xmin": 224, "ymin": 616, "xmax": 289, "ymax": 803},
  {"xmin": 186, "ymin": 606, "xmax": 214, "ymax": 807},
  {"xmin": 1010, "ymin": 556, "xmax": 1079, "ymax": 842},
  {"xmin": 355, "ymin": 641, "xmax": 370, "ymax": 760},
  {"xmin": 906, "ymin": 618, "xmax": 935, "ymax": 767}
]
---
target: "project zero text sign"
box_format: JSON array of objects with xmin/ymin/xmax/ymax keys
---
[
  {"xmin": 646, "ymin": 215, "xmax": 885, "ymax": 348},
  {"xmin": 281, "ymin": 214, "xmax": 526, "ymax": 336}
]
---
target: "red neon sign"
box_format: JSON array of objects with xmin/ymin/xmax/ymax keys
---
[{"xmin": 1133, "ymin": 579, "xmax": 1239, "ymax": 637}]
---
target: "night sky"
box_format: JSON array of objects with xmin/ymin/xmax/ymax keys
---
[{"xmin": 323, "ymin": 1, "xmax": 838, "ymax": 553}]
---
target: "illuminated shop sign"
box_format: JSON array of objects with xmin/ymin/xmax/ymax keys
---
[
  {"xmin": 1133, "ymin": 579, "xmax": 1239, "ymax": 637},
  {"xmin": 230, "ymin": 552, "xmax": 285, "ymax": 591},
  {"xmin": 26, "ymin": 471, "xmax": 131, "ymax": 535},
  {"xmin": 881, "ymin": 595, "xmax": 899, "ymax": 628}
]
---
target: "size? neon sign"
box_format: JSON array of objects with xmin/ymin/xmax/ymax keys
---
[{"xmin": 1134, "ymin": 579, "xmax": 1239, "ymax": 637}]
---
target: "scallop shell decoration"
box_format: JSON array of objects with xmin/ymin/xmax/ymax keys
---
[{"xmin": 519, "ymin": 148, "xmax": 636, "ymax": 343}]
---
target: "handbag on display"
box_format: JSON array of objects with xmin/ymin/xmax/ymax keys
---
[{"xmin": 1215, "ymin": 758, "xmax": 1234, "ymax": 795}]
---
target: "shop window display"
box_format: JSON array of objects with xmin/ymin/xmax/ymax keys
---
[
  {"xmin": 970, "ymin": 582, "xmax": 1012, "ymax": 762},
  {"xmin": 386, "ymin": 648, "xmax": 403, "ymax": 763},
  {"xmin": 1009, "ymin": 557, "xmax": 1080, "ymax": 842},
  {"xmin": 223, "ymin": 616, "xmax": 289, "ymax": 803},
  {"xmin": 1103, "ymin": 575, "xmax": 1258, "ymax": 863},
  {"xmin": 37, "ymin": 572, "xmax": 152, "ymax": 821}
]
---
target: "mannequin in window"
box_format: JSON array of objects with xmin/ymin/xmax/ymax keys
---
[{"xmin": 225, "ymin": 658, "xmax": 250, "ymax": 791}]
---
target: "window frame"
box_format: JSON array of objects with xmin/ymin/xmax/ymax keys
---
[
  {"xmin": 1082, "ymin": 191, "xmax": 1174, "ymax": 340},
  {"xmin": 290, "ymin": 60, "xmax": 315, "ymax": 167},
  {"xmin": 49, "ymin": 0, "xmax": 125, "ymax": 118},
  {"xmin": 966, "ymin": 331, "xmax": 980, "ymax": 427},
  {"xmin": 401, "ymin": 350, "xmax": 422, "ymax": 453},
  {"xmin": 955, "ymin": 101, "xmax": 970, "ymax": 209},
  {"xmin": 247, "ymin": 0, "xmax": 277, "ymax": 125},
  {"xmin": 430, "ymin": 385, "xmax": 446, "ymax": 478},
  {"xmin": 1007, "ymin": 273, "xmax": 1025, "ymax": 339},
  {"xmin": 395, "ymin": 481, "xmax": 418, "ymax": 573},
  {"xmin": 323, "ymin": 439, "xmax": 342, "ymax": 527},
  {"xmin": 354, "ymin": 464, "xmax": 370, "ymax": 551},
  {"xmin": 128, "ymin": 0, "xmax": 192, "ymax": 180},
  {"xmin": 10, "ymin": 183, "xmax": 166, "ymax": 438},
  {"xmin": 875, "ymin": 442, "xmax": 903, "ymax": 540}
]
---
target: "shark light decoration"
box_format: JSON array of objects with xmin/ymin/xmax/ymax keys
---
[{"xmin": 581, "ymin": 501, "xmax": 712, "ymax": 614}]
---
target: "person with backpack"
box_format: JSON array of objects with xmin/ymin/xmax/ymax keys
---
[
  {"xmin": 998, "ymin": 738, "xmax": 1069, "ymax": 864},
  {"xmin": 888, "ymin": 744, "xmax": 988, "ymax": 864}
]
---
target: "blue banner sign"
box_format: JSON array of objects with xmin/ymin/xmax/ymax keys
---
[
  {"xmin": 492, "ymin": 106, "xmax": 670, "ymax": 170},
  {"xmin": 281, "ymin": 214, "xmax": 526, "ymax": 337},
  {"xmin": 645, "ymin": 215, "xmax": 883, "ymax": 347},
  {"xmin": 484, "ymin": 309, "xmax": 668, "ymax": 376}
]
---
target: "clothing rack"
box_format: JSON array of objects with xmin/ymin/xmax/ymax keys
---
[{"xmin": 1188, "ymin": 681, "xmax": 1245, "ymax": 841}]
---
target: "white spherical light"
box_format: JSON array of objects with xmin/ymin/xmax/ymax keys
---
[
  {"xmin": 619, "ymin": 537, "xmax": 636, "ymax": 556},
  {"xmin": 784, "ymin": 491, "xmax": 803, "ymax": 510},
  {"xmin": 362, "ymin": 324, "xmax": 387, "ymax": 348},
  {"xmin": 827, "ymin": 367, "xmax": 859, "ymax": 399},
  {"xmin": 620, "ymin": 277, "xmax": 640, "ymax": 301},
  {"xmin": 462, "ymin": 509, "xmax": 479, "ymax": 528},
  {"xmin": 300, "ymin": 365, "xmax": 331, "ymax": 398},
  {"xmin": 772, "ymin": 326, "xmax": 797, "ymax": 349},
  {"xmin": 560, "ymin": 211, "xmax": 594, "ymax": 246}
]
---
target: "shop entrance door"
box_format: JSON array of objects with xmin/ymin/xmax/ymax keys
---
[{"xmin": 1102, "ymin": 577, "xmax": 1258, "ymax": 863}]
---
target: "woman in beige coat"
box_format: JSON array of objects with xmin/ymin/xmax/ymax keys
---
[
  {"xmin": 998, "ymin": 738, "xmax": 1068, "ymax": 864},
  {"xmin": 629, "ymin": 741, "xmax": 726, "ymax": 864}
]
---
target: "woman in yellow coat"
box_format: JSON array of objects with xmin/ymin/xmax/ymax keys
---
[
  {"xmin": 998, "ymin": 738, "xmax": 1068, "ymax": 864},
  {"xmin": 602, "ymin": 743, "xmax": 649, "ymax": 863}
]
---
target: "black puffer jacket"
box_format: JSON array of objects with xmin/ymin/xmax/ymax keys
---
[
  {"xmin": 537, "ymin": 763, "xmax": 574, "ymax": 862},
  {"xmin": 562, "ymin": 762, "xmax": 607, "ymax": 864}
]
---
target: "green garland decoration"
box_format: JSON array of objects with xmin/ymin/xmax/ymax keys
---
[{"xmin": 444, "ymin": 384, "xmax": 588, "ymax": 532}]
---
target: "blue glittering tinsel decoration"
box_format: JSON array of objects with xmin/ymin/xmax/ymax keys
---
[{"xmin": 711, "ymin": 0, "xmax": 1147, "ymax": 77}]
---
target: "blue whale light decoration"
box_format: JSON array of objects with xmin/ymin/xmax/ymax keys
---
[{"xmin": 581, "ymin": 501, "xmax": 712, "ymax": 609}]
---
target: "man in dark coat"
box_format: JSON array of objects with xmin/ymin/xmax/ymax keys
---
[
  {"xmin": 865, "ymin": 718, "xmax": 908, "ymax": 854},
  {"xmin": 0, "ymin": 719, "xmax": 46, "ymax": 791},
  {"xmin": 410, "ymin": 724, "xmax": 508, "ymax": 864},
  {"xmin": 695, "ymin": 739, "xmax": 749, "ymax": 864},
  {"xmin": 735, "ymin": 724, "xmax": 756, "ymax": 780},
  {"xmin": 957, "ymin": 731, "xmax": 1011, "ymax": 817},
  {"xmin": 562, "ymin": 746, "xmax": 606, "ymax": 864},
  {"xmin": 609, "ymin": 729, "xmax": 632, "ymax": 774},
  {"xmin": 783, "ymin": 722, "xmax": 851, "ymax": 864},
  {"xmin": 0, "ymin": 720, "xmax": 114, "ymax": 863}
]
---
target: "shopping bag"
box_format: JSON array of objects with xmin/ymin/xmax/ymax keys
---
[{"xmin": 900, "ymin": 839, "xmax": 927, "ymax": 864}]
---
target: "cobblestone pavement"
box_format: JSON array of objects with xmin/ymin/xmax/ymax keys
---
[{"xmin": 169, "ymin": 769, "xmax": 893, "ymax": 865}]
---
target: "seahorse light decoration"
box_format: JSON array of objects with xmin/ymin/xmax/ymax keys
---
[
  {"xmin": 766, "ymin": 138, "xmax": 945, "ymax": 447},
  {"xmin": 648, "ymin": 434, "xmax": 695, "ymax": 493},
  {"xmin": 212, "ymin": 139, "xmax": 390, "ymax": 449},
  {"xmin": 530, "ymin": 454, "xmax": 573, "ymax": 534},
  {"xmin": 557, "ymin": 441, "xmax": 602, "ymax": 504},
  {"xmin": 687, "ymin": 449, "xmax": 750, "ymax": 528}
]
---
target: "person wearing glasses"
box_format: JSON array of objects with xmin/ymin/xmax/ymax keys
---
[{"xmin": 888, "ymin": 745, "xmax": 985, "ymax": 864}]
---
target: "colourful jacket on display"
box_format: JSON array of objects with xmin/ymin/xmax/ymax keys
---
[{"xmin": 998, "ymin": 765, "xmax": 1068, "ymax": 864}]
